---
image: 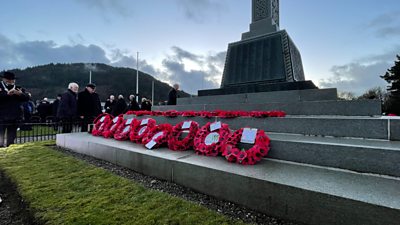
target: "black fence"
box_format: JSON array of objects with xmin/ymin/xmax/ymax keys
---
[{"xmin": 1, "ymin": 120, "xmax": 85, "ymax": 146}]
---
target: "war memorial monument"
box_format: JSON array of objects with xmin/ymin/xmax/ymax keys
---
[{"xmin": 57, "ymin": 1, "xmax": 400, "ymax": 225}]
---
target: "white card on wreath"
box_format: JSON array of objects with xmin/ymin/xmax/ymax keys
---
[
  {"xmin": 210, "ymin": 121, "xmax": 222, "ymax": 131},
  {"xmin": 123, "ymin": 126, "xmax": 130, "ymax": 133},
  {"xmin": 182, "ymin": 121, "xmax": 192, "ymax": 129},
  {"xmin": 125, "ymin": 118, "xmax": 133, "ymax": 125},
  {"xmin": 113, "ymin": 117, "xmax": 119, "ymax": 123},
  {"xmin": 99, "ymin": 116, "xmax": 105, "ymax": 123},
  {"xmin": 145, "ymin": 140, "xmax": 157, "ymax": 149},
  {"xmin": 240, "ymin": 128, "xmax": 257, "ymax": 144},
  {"xmin": 141, "ymin": 118, "xmax": 149, "ymax": 125}
]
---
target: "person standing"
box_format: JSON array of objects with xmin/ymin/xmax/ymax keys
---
[
  {"xmin": 128, "ymin": 94, "xmax": 140, "ymax": 111},
  {"xmin": 0, "ymin": 72, "xmax": 29, "ymax": 147},
  {"xmin": 77, "ymin": 83, "xmax": 102, "ymax": 132},
  {"xmin": 104, "ymin": 95, "xmax": 116, "ymax": 114},
  {"xmin": 141, "ymin": 98, "xmax": 152, "ymax": 111},
  {"xmin": 57, "ymin": 82, "xmax": 79, "ymax": 133},
  {"xmin": 167, "ymin": 83, "xmax": 179, "ymax": 105},
  {"xmin": 52, "ymin": 94, "xmax": 62, "ymax": 119},
  {"xmin": 21, "ymin": 92, "xmax": 35, "ymax": 131},
  {"xmin": 111, "ymin": 95, "xmax": 127, "ymax": 116}
]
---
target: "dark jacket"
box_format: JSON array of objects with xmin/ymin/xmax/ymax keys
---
[
  {"xmin": 52, "ymin": 99, "xmax": 60, "ymax": 117},
  {"xmin": 104, "ymin": 100, "xmax": 116, "ymax": 114},
  {"xmin": 0, "ymin": 83, "xmax": 29, "ymax": 122},
  {"xmin": 141, "ymin": 101, "xmax": 152, "ymax": 111},
  {"xmin": 112, "ymin": 98, "xmax": 127, "ymax": 116},
  {"xmin": 128, "ymin": 99, "xmax": 140, "ymax": 111},
  {"xmin": 57, "ymin": 89, "xmax": 78, "ymax": 119},
  {"xmin": 167, "ymin": 88, "xmax": 178, "ymax": 105},
  {"xmin": 77, "ymin": 89, "xmax": 102, "ymax": 118}
]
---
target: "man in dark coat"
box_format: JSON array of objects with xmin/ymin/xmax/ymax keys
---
[
  {"xmin": 77, "ymin": 83, "xmax": 102, "ymax": 132},
  {"xmin": 111, "ymin": 95, "xmax": 127, "ymax": 116},
  {"xmin": 128, "ymin": 94, "xmax": 140, "ymax": 111},
  {"xmin": 52, "ymin": 94, "xmax": 62, "ymax": 119},
  {"xmin": 167, "ymin": 83, "xmax": 179, "ymax": 105},
  {"xmin": 104, "ymin": 95, "xmax": 116, "ymax": 114},
  {"xmin": 57, "ymin": 82, "xmax": 79, "ymax": 133},
  {"xmin": 0, "ymin": 72, "xmax": 29, "ymax": 147}
]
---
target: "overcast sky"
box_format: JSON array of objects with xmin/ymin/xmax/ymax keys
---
[{"xmin": 1, "ymin": 0, "xmax": 399, "ymax": 94}]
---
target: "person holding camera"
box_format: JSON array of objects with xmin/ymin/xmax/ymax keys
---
[{"xmin": 0, "ymin": 71, "xmax": 29, "ymax": 147}]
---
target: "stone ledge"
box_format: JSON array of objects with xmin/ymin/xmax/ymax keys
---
[
  {"xmin": 153, "ymin": 100, "xmax": 381, "ymax": 116},
  {"xmin": 56, "ymin": 133, "xmax": 400, "ymax": 225}
]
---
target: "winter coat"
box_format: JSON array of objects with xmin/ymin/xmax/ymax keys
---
[
  {"xmin": 167, "ymin": 88, "xmax": 178, "ymax": 105},
  {"xmin": 0, "ymin": 83, "xmax": 29, "ymax": 122},
  {"xmin": 77, "ymin": 89, "xmax": 102, "ymax": 117},
  {"xmin": 104, "ymin": 100, "xmax": 116, "ymax": 114},
  {"xmin": 112, "ymin": 98, "xmax": 127, "ymax": 116},
  {"xmin": 57, "ymin": 89, "xmax": 78, "ymax": 119}
]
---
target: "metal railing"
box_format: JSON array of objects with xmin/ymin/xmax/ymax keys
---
[{"xmin": 1, "ymin": 121, "xmax": 85, "ymax": 145}]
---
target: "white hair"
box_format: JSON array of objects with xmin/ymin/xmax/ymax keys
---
[{"xmin": 68, "ymin": 82, "xmax": 79, "ymax": 90}]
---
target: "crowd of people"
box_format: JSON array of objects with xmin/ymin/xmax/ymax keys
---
[{"xmin": 0, "ymin": 71, "xmax": 181, "ymax": 148}]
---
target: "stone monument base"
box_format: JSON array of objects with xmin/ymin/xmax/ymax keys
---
[{"xmin": 198, "ymin": 80, "xmax": 316, "ymax": 96}]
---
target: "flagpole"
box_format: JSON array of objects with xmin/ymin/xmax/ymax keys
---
[{"xmin": 136, "ymin": 52, "xmax": 139, "ymax": 103}]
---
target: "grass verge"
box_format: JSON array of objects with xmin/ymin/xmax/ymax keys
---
[{"xmin": 0, "ymin": 141, "xmax": 246, "ymax": 225}]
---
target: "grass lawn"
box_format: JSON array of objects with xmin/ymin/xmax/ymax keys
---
[
  {"xmin": 17, "ymin": 126, "xmax": 59, "ymax": 137},
  {"xmin": 0, "ymin": 141, "xmax": 246, "ymax": 225}
]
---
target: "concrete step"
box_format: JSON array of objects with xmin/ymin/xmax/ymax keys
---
[
  {"xmin": 268, "ymin": 133, "xmax": 400, "ymax": 177},
  {"xmin": 178, "ymin": 88, "xmax": 338, "ymax": 105},
  {"xmin": 124, "ymin": 115, "xmax": 400, "ymax": 141},
  {"xmin": 57, "ymin": 133, "xmax": 400, "ymax": 225},
  {"xmin": 153, "ymin": 99, "xmax": 381, "ymax": 116}
]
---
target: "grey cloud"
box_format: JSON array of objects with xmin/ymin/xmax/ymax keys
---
[
  {"xmin": 162, "ymin": 59, "xmax": 217, "ymax": 94},
  {"xmin": 171, "ymin": 46, "xmax": 202, "ymax": 63},
  {"xmin": 176, "ymin": 0, "xmax": 224, "ymax": 23},
  {"xmin": 73, "ymin": 0, "xmax": 133, "ymax": 18},
  {"xmin": 366, "ymin": 11, "xmax": 400, "ymax": 38},
  {"xmin": 160, "ymin": 47, "xmax": 225, "ymax": 94},
  {"xmin": 0, "ymin": 33, "xmax": 225, "ymax": 95},
  {"xmin": 319, "ymin": 47, "xmax": 400, "ymax": 95},
  {"xmin": 0, "ymin": 34, "xmax": 109, "ymax": 70}
]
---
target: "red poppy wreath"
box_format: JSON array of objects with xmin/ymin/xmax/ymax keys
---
[
  {"xmin": 142, "ymin": 124, "xmax": 173, "ymax": 149},
  {"xmin": 102, "ymin": 115, "xmax": 124, "ymax": 138},
  {"xmin": 168, "ymin": 120, "xmax": 199, "ymax": 151},
  {"xmin": 194, "ymin": 121, "xmax": 231, "ymax": 156},
  {"xmin": 92, "ymin": 113, "xmax": 113, "ymax": 136},
  {"xmin": 222, "ymin": 128, "xmax": 270, "ymax": 165},
  {"xmin": 114, "ymin": 117, "xmax": 137, "ymax": 141},
  {"xmin": 129, "ymin": 118, "xmax": 157, "ymax": 143}
]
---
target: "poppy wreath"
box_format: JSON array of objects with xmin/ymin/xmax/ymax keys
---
[
  {"xmin": 252, "ymin": 110, "xmax": 286, "ymax": 118},
  {"xmin": 103, "ymin": 115, "xmax": 124, "ymax": 138},
  {"xmin": 215, "ymin": 110, "xmax": 248, "ymax": 118},
  {"xmin": 142, "ymin": 124, "xmax": 173, "ymax": 149},
  {"xmin": 92, "ymin": 113, "xmax": 113, "ymax": 136},
  {"xmin": 163, "ymin": 110, "xmax": 181, "ymax": 117},
  {"xmin": 221, "ymin": 128, "xmax": 270, "ymax": 165},
  {"xmin": 168, "ymin": 121, "xmax": 199, "ymax": 151},
  {"xmin": 129, "ymin": 118, "xmax": 157, "ymax": 143},
  {"xmin": 114, "ymin": 118, "xmax": 137, "ymax": 141},
  {"xmin": 181, "ymin": 111, "xmax": 198, "ymax": 117},
  {"xmin": 193, "ymin": 122, "xmax": 231, "ymax": 156},
  {"xmin": 151, "ymin": 111, "xmax": 164, "ymax": 116},
  {"xmin": 198, "ymin": 111, "xmax": 217, "ymax": 118}
]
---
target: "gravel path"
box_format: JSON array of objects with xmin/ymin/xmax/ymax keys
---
[{"xmin": 55, "ymin": 146, "xmax": 301, "ymax": 225}]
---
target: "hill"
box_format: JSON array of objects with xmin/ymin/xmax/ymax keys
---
[{"xmin": 8, "ymin": 63, "xmax": 190, "ymax": 103}]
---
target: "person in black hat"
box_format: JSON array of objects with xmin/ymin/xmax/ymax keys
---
[
  {"xmin": 0, "ymin": 71, "xmax": 29, "ymax": 147},
  {"xmin": 77, "ymin": 83, "xmax": 102, "ymax": 132}
]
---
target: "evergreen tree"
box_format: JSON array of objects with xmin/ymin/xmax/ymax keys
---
[{"xmin": 381, "ymin": 55, "xmax": 400, "ymax": 114}]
